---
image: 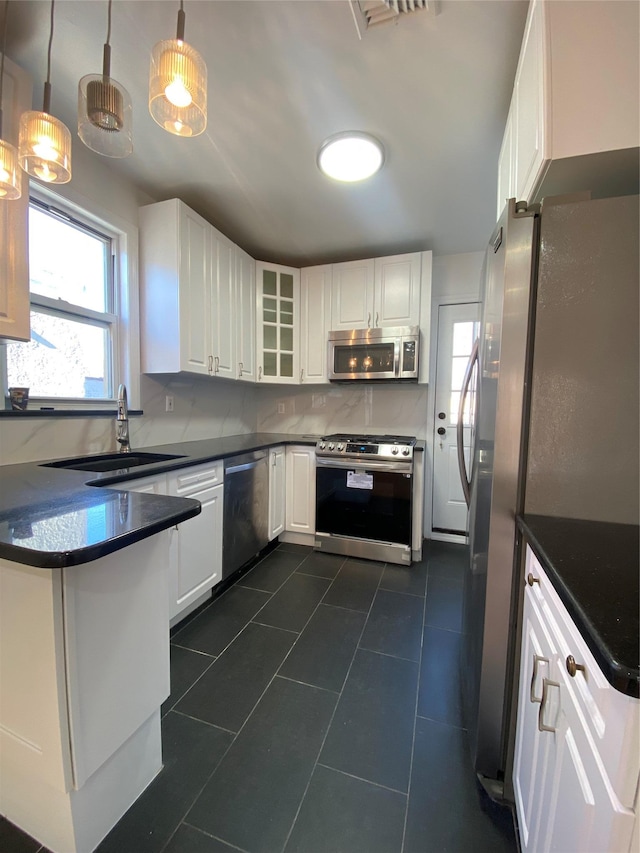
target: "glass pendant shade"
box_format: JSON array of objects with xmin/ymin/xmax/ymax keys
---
[
  {"xmin": 78, "ymin": 73, "xmax": 132, "ymax": 157},
  {"xmin": 0, "ymin": 137, "xmax": 20, "ymax": 199},
  {"xmin": 149, "ymin": 38, "xmax": 206, "ymax": 137},
  {"xmin": 19, "ymin": 108, "xmax": 71, "ymax": 184}
]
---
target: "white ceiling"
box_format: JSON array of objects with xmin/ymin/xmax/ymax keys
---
[{"xmin": 6, "ymin": 0, "xmax": 528, "ymax": 266}]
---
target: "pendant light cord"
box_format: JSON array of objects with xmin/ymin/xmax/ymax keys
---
[
  {"xmin": 106, "ymin": 0, "xmax": 111, "ymax": 46},
  {"xmin": 42, "ymin": 0, "xmax": 55, "ymax": 113},
  {"xmin": 0, "ymin": 0, "xmax": 8, "ymax": 135}
]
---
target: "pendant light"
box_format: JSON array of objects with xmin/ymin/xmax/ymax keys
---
[
  {"xmin": 78, "ymin": 0, "xmax": 132, "ymax": 158},
  {"xmin": 18, "ymin": 0, "xmax": 71, "ymax": 184},
  {"xmin": 0, "ymin": 0, "xmax": 20, "ymax": 199},
  {"xmin": 149, "ymin": 0, "xmax": 206, "ymax": 138}
]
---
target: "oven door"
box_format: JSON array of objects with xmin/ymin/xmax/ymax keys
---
[{"xmin": 315, "ymin": 457, "xmax": 412, "ymax": 547}]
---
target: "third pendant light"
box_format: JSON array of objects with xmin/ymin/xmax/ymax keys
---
[{"xmin": 149, "ymin": 0, "xmax": 207, "ymax": 138}]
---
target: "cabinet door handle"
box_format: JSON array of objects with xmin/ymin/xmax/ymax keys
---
[
  {"xmin": 258, "ymin": 366, "xmax": 262, "ymax": 381},
  {"xmin": 208, "ymin": 355, "xmax": 213, "ymax": 374},
  {"xmin": 538, "ymin": 678, "xmax": 560, "ymax": 733},
  {"xmin": 300, "ymin": 368, "xmax": 304, "ymax": 382},
  {"xmin": 530, "ymin": 654, "xmax": 548, "ymax": 703},
  {"xmin": 214, "ymin": 356, "xmax": 220, "ymax": 374},
  {"xmin": 566, "ymin": 655, "xmax": 586, "ymax": 678},
  {"xmin": 238, "ymin": 362, "xmax": 243, "ymax": 377},
  {"xmin": 375, "ymin": 312, "xmax": 379, "ymax": 327},
  {"xmin": 367, "ymin": 312, "xmax": 371, "ymax": 328}
]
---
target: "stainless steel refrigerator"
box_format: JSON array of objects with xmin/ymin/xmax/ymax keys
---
[{"xmin": 457, "ymin": 193, "xmax": 639, "ymax": 799}]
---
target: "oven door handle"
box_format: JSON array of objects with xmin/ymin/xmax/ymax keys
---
[{"xmin": 315, "ymin": 457, "xmax": 413, "ymax": 474}]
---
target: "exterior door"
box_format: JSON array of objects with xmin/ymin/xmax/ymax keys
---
[{"xmin": 432, "ymin": 302, "xmax": 479, "ymax": 534}]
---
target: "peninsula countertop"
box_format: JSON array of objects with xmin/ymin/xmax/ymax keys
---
[{"xmin": 0, "ymin": 433, "xmax": 322, "ymax": 569}]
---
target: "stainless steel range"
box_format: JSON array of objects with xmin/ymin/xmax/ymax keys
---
[{"xmin": 314, "ymin": 434, "xmax": 416, "ymax": 565}]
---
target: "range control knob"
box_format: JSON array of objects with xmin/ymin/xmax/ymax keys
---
[
  {"xmin": 337, "ymin": 443, "xmax": 344, "ymax": 451},
  {"xmin": 329, "ymin": 442, "xmax": 335, "ymax": 450},
  {"xmin": 319, "ymin": 442, "xmax": 326, "ymax": 450},
  {"xmin": 391, "ymin": 447, "xmax": 399, "ymax": 455},
  {"xmin": 402, "ymin": 448, "xmax": 410, "ymax": 456}
]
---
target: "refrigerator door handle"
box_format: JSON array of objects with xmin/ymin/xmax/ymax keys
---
[{"xmin": 457, "ymin": 337, "xmax": 479, "ymax": 507}]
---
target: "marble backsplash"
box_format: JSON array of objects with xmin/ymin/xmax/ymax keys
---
[
  {"xmin": 255, "ymin": 383, "xmax": 429, "ymax": 440},
  {"xmin": 0, "ymin": 377, "xmax": 428, "ymax": 465},
  {"xmin": 0, "ymin": 375, "xmax": 257, "ymax": 465}
]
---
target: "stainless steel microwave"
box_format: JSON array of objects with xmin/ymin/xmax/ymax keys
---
[{"xmin": 327, "ymin": 326, "xmax": 419, "ymax": 381}]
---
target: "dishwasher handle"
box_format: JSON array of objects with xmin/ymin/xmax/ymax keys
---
[{"xmin": 225, "ymin": 459, "xmax": 263, "ymax": 475}]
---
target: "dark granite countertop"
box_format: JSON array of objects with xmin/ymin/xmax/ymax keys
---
[
  {"xmin": 0, "ymin": 433, "xmax": 320, "ymax": 569},
  {"xmin": 518, "ymin": 514, "xmax": 639, "ymax": 698}
]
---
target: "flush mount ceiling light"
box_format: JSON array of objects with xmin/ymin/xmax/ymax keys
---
[
  {"xmin": 149, "ymin": 0, "xmax": 207, "ymax": 138},
  {"xmin": 18, "ymin": 0, "xmax": 71, "ymax": 184},
  {"xmin": 78, "ymin": 0, "xmax": 132, "ymax": 158},
  {"xmin": 317, "ymin": 132, "xmax": 384, "ymax": 182},
  {"xmin": 0, "ymin": 0, "xmax": 20, "ymax": 199}
]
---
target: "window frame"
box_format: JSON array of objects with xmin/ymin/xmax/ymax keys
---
[{"xmin": 1, "ymin": 184, "xmax": 140, "ymax": 411}]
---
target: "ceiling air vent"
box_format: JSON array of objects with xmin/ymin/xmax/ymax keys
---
[{"xmin": 349, "ymin": 0, "xmax": 439, "ymax": 38}]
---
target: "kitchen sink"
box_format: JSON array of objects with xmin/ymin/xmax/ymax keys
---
[{"xmin": 42, "ymin": 452, "xmax": 187, "ymax": 473}]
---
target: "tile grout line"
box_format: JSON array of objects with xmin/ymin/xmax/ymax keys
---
[
  {"xmin": 171, "ymin": 548, "xmax": 340, "ymax": 853},
  {"xmin": 400, "ymin": 559, "xmax": 430, "ymax": 853},
  {"xmin": 279, "ymin": 559, "xmax": 389, "ymax": 853},
  {"xmin": 158, "ymin": 549, "xmax": 314, "ymax": 853}
]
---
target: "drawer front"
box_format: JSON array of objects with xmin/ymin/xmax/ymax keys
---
[
  {"xmin": 524, "ymin": 547, "xmax": 640, "ymax": 807},
  {"xmin": 169, "ymin": 462, "xmax": 223, "ymax": 495}
]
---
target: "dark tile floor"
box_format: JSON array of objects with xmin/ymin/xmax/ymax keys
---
[{"xmin": 2, "ymin": 541, "xmax": 517, "ymax": 853}]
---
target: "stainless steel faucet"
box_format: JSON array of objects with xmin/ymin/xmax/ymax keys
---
[{"xmin": 116, "ymin": 384, "xmax": 131, "ymax": 452}]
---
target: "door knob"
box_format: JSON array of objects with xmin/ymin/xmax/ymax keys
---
[
  {"xmin": 437, "ymin": 427, "xmax": 446, "ymax": 436},
  {"xmin": 438, "ymin": 412, "xmax": 446, "ymax": 420}
]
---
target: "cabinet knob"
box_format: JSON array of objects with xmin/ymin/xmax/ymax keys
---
[
  {"xmin": 527, "ymin": 573, "xmax": 540, "ymax": 586},
  {"xmin": 566, "ymin": 655, "xmax": 586, "ymax": 678}
]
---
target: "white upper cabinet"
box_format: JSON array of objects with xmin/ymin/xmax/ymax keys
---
[
  {"xmin": 330, "ymin": 253, "xmax": 422, "ymax": 331},
  {"xmin": 140, "ymin": 199, "xmax": 211, "ymax": 375},
  {"xmin": 0, "ymin": 57, "xmax": 32, "ymax": 341},
  {"xmin": 498, "ymin": 0, "xmax": 640, "ymax": 215},
  {"xmin": 300, "ymin": 265, "xmax": 332, "ymax": 384},
  {"xmin": 236, "ymin": 248, "xmax": 256, "ymax": 382},
  {"xmin": 211, "ymin": 229, "xmax": 235, "ymax": 379},
  {"xmin": 256, "ymin": 262, "xmax": 300, "ymax": 384},
  {"xmin": 374, "ymin": 253, "xmax": 422, "ymax": 328},
  {"xmin": 139, "ymin": 199, "xmax": 256, "ymax": 380},
  {"xmin": 330, "ymin": 259, "xmax": 375, "ymax": 330}
]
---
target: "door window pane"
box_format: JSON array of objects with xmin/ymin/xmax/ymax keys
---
[{"xmin": 452, "ymin": 320, "xmax": 475, "ymax": 357}]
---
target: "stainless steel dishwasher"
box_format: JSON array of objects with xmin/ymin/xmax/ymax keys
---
[{"xmin": 223, "ymin": 450, "xmax": 269, "ymax": 578}]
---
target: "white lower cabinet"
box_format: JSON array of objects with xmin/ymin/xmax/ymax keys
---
[
  {"xmin": 513, "ymin": 546, "xmax": 639, "ymax": 853},
  {"xmin": 268, "ymin": 446, "xmax": 286, "ymax": 541},
  {"xmin": 167, "ymin": 462, "xmax": 223, "ymax": 622},
  {"xmin": 285, "ymin": 445, "xmax": 316, "ymax": 535},
  {"xmin": 120, "ymin": 464, "xmax": 224, "ymax": 623}
]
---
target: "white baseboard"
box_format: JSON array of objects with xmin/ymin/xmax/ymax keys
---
[{"xmin": 430, "ymin": 531, "xmax": 468, "ymax": 545}]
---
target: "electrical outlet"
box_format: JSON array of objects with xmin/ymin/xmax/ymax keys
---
[
  {"xmin": 165, "ymin": 395, "xmax": 174, "ymax": 412},
  {"xmin": 277, "ymin": 402, "xmax": 285, "ymax": 414}
]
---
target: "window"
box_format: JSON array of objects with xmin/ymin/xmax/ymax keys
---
[{"xmin": 4, "ymin": 195, "xmax": 127, "ymax": 405}]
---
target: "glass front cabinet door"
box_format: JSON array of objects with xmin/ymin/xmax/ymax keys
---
[{"xmin": 256, "ymin": 262, "xmax": 300, "ymax": 384}]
